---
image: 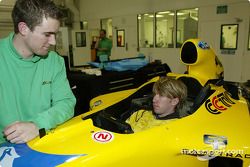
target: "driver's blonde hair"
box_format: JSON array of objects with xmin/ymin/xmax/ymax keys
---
[{"xmin": 153, "ymin": 77, "xmax": 187, "ymax": 110}]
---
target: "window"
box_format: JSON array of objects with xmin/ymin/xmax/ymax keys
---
[
  {"xmin": 138, "ymin": 13, "xmax": 154, "ymax": 48},
  {"xmin": 81, "ymin": 21, "xmax": 88, "ymax": 29},
  {"xmin": 137, "ymin": 8, "xmax": 199, "ymax": 49},
  {"xmin": 155, "ymin": 11, "xmax": 175, "ymax": 48},
  {"xmin": 176, "ymin": 8, "xmax": 198, "ymax": 47}
]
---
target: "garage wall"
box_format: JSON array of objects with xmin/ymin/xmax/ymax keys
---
[{"xmin": 198, "ymin": 1, "xmax": 250, "ymax": 82}]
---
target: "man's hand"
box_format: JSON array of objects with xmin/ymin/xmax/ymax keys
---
[{"xmin": 3, "ymin": 122, "xmax": 39, "ymax": 144}]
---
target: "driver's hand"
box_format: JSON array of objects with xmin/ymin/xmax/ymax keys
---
[{"xmin": 3, "ymin": 121, "xmax": 39, "ymax": 144}]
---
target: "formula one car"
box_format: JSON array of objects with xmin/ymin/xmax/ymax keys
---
[{"xmin": 0, "ymin": 39, "xmax": 249, "ymax": 167}]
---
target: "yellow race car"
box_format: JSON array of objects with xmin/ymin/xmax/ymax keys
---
[{"xmin": 0, "ymin": 39, "xmax": 249, "ymax": 167}]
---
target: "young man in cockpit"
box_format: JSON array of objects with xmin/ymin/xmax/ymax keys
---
[{"xmin": 126, "ymin": 77, "xmax": 188, "ymax": 132}]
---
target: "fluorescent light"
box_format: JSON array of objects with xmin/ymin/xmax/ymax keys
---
[
  {"xmin": 169, "ymin": 13, "xmax": 185, "ymax": 16},
  {"xmin": 156, "ymin": 14, "xmax": 164, "ymax": 18},
  {"xmin": 149, "ymin": 14, "xmax": 164, "ymax": 18},
  {"xmin": 158, "ymin": 11, "xmax": 170, "ymax": 14}
]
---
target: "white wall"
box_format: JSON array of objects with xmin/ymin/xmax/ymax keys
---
[
  {"xmin": 198, "ymin": 1, "xmax": 250, "ymax": 82},
  {"xmin": 79, "ymin": 0, "xmax": 250, "ymax": 82}
]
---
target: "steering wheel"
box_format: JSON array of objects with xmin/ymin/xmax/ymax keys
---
[{"xmin": 97, "ymin": 111, "xmax": 134, "ymax": 134}]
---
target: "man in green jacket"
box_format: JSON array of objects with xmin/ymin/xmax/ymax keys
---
[
  {"xmin": 95, "ymin": 29, "xmax": 112, "ymax": 62},
  {"xmin": 0, "ymin": 0, "xmax": 76, "ymax": 144}
]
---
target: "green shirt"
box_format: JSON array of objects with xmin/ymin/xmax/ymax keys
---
[
  {"xmin": 96, "ymin": 37, "xmax": 112, "ymax": 57},
  {"xmin": 0, "ymin": 33, "xmax": 76, "ymax": 143}
]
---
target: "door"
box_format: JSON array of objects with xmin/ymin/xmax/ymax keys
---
[
  {"xmin": 112, "ymin": 15, "xmax": 138, "ymax": 60},
  {"xmin": 71, "ymin": 30, "xmax": 91, "ymax": 66}
]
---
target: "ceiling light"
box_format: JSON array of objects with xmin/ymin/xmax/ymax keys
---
[
  {"xmin": 156, "ymin": 14, "xmax": 164, "ymax": 18},
  {"xmin": 158, "ymin": 11, "xmax": 170, "ymax": 14}
]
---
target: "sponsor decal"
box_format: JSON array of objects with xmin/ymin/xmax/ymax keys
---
[
  {"xmin": 205, "ymin": 92, "xmax": 235, "ymax": 114},
  {"xmin": 204, "ymin": 134, "xmax": 227, "ymax": 150},
  {"xmin": 0, "ymin": 146, "xmax": 19, "ymax": 167},
  {"xmin": 181, "ymin": 134, "xmax": 249, "ymax": 160},
  {"xmin": 198, "ymin": 41, "xmax": 210, "ymax": 49},
  {"xmin": 181, "ymin": 148, "xmax": 248, "ymax": 160},
  {"xmin": 0, "ymin": 143, "xmax": 85, "ymax": 167},
  {"xmin": 92, "ymin": 131, "xmax": 114, "ymax": 143}
]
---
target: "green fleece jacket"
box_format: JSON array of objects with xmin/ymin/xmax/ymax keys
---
[
  {"xmin": 0, "ymin": 33, "xmax": 76, "ymax": 143},
  {"xmin": 96, "ymin": 37, "xmax": 112, "ymax": 57}
]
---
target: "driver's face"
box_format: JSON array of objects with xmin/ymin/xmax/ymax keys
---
[{"xmin": 153, "ymin": 94, "xmax": 177, "ymax": 117}]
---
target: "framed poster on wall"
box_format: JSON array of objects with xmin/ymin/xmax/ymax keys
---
[
  {"xmin": 248, "ymin": 21, "xmax": 250, "ymax": 50},
  {"xmin": 117, "ymin": 29, "xmax": 125, "ymax": 47},
  {"xmin": 220, "ymin": 24, "xmax": 238, "ymax": 50},
  {"xmin": 76, "ymin": 32, "xmax": 86, "ymax": 47}
]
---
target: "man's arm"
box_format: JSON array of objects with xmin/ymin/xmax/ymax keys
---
[
  {"xmin": 32, "ymin": 56, "xmax": 76, "ymax": 130},
  {"xmin": 3, "ymin": 56, "xmax": 76, "ymax": 143}
]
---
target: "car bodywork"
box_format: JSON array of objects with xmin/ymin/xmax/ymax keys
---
[{"xmin": 0, "ymin": 39, "xmax": 249, "ymax": 167}]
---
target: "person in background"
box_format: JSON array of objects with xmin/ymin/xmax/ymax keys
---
[
  {"xmin": 0, "ymin": 0, "xmax": 76, "ymax": 144},
  {"xmin": 126, "ymin": 77, "xmax": 188, "ymax": 132},
  {"xmin": 95, "ymin": 29, "xmax": 112, "ymax": 62}
]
